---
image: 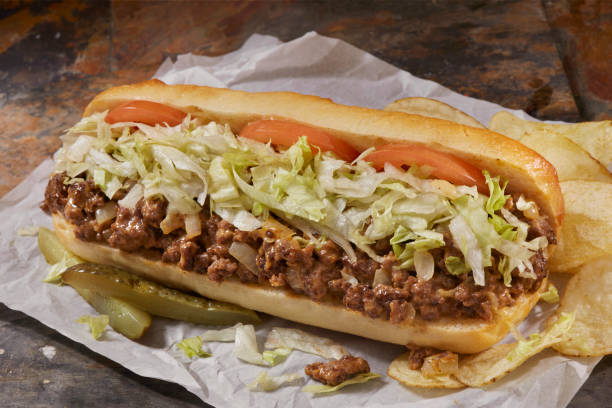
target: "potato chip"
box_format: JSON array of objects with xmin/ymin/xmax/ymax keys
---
[
  {"xmin": 455, "ymin": 313, "xmax": 575, "ymax": 387},
  {"xmin": 517, "ymin": 131, "xmax": 612, "ymax": 183},
  {"xmin": 388, "ymin": 352, "xmax": 465, "ymax": 389},
  {"xmin": 385, "ymin": 97, "xmax": 485, "ymax": 129},
  {"xmin": 489, "ymin": 111, "xmax": 612, "ymax": 167},
  {"xmin": 552, "ymin": 256, "xmax": 612, "ymax": 357},
  {"xmin": 549, "ymin": 181, "xmax": 612, "ymax": 273}
]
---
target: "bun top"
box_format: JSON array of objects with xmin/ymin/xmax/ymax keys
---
[{"xmin": 84, "ymin": 79, "xmax": 563, "ymax": 233}]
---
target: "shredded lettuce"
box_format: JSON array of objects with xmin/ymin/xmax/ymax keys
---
[
  {"xmin": 248, "ymin": 371, "xmax": 303, "ymax": 392},
  {"xmin": 233, "ymin": 324, "xmax": 267, "ymax": 366},
  {"xmin": 444, "ymin": 256, "xmax": 469, "ymax": 276},
  {"xmin": 302, "ymin": 372, "xmax": 381, "ymax": 394},
  {"xmin": 506, "ymin": 312, "xmax": 575, "ymax": 361},
  {"xmin": 200, "ymin": 324, "xmax": 242, "ymax": 342},
  {"xmin": 17, "ymin": 225, "xmax": 39, "ymax": 236},
  {"xmin": 176, "ymin": 336, "xmax": 211, "ymax": 359},
  {"xmin": 448, "ymin": 214, "xmax": 485, "ymax": 285},
  {"xmin": 54, "ymin": 113, "xmax": 550, "ymax": 288},
  {"xmin": 264, "ymin": 327, "xmax": 347, "ymax": 360},
  {"xmin": 77, "ymin": 314, "xmax": 109, "ymax": 340},
  {"xmin": 540, "ymin": 284, "xmax": 560, "ymax": 304},
  {"xmin": 262, "ymin": 347, "xmax": 292, "ymax": 366},
  {"xmin": 43, "ymin": 253, "xmax": 83, "ymax": 284},
  {"xmin": 484, "ymin": 170, "xmax": 509, "ymax": 214}
]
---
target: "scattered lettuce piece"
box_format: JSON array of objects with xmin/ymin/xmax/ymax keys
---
[
  {"xmin": 262, "ymin": 347, "xmax": 292, "ymax": 366},
  {"xmin": 248, "ymin": 371, "xmax": 303, "ymax": 392},
  {"xmin": 77, "ymin": 314, "xmax": 109, "ymax": 340},
  {"xmin": 234, "ymin": 324, "xmax": 267, "ymax": 365},
  {"xmin": 264, "ymin": 327, "xmax": 347, "ymax": 360},
  {"xmin": 200, "ymin": 324, "xmax": 241, "ymax": 342},
  {"xmin": 43, "ymin": 254, "xmax": 83, "ymax": 285},
  {"xmin": 177, "ymin": 336, "xmax": 211, "ymax": 359},
  {"xmin": 17, "ymin": 226, "xmax": 39, "ymax": 236},
  {"xmin": 302, "ymin": 372, "xmax": 381, "ymax": 394}
]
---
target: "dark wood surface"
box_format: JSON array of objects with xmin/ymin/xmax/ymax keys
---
[{"xmin": 1, "ymin": 1, "xmax": 610, "ymax": 406}]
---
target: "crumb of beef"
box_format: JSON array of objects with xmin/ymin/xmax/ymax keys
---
[{"xmin": 305, "ymin": 355, "xmax": 370, "ymax": 386}]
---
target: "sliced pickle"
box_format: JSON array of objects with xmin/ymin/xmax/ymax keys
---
[
  {"xmin": 73, "ymin": 287, "xmax": 152, "ymax": 340},
  {"xmin": 62, "ymin": 263, "xmax": 261, "ymax": 325},
  {"xmin": 38, "ymin": 227, "xmax": 73, "ymax": 265}
]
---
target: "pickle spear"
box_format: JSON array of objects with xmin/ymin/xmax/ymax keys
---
[
  {"xmin": 38, "ymin": 227, "xmax": 81, "ymax": 265},
  {"xmin": 73, "ymin": 287, "xmax": 152, "ymax": 340},
  {"xmin": 62, "ymin": 263, "xmax": 261, "ymax": 325}
]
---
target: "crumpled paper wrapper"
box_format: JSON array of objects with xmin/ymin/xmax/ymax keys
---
[{"xmin": 0, "ymin": 31, "xmax": 601, "ymax": 408}]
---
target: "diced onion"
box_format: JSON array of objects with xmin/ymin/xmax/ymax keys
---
[
  {"xmin": 160, "ymin": 212, "xmax": 184, "ymax": 234},
  {"xmin": 372, "ymin": 267, "xmax": 391, "ymax": 287},
  {"xmin": 341, "ymin": 271, "xmax": 358, "ymax": 287},
  {"xmin": 229, "ymin": 242, "xmax": 259, "ymax": 273},
  {"xmin": 95, "ymin": 202, "xmax": 117, "ymax": 225},
  {"xmin": 414, "ymin": 250, "xmax": 434, "ymax": 281},
  {"xmin": 516, "ymin": 195, "xmax": 538, "ymax": 219},
  {"xmin": 184, "ymin": 213, "xmax": 202, "ymax": 239}
]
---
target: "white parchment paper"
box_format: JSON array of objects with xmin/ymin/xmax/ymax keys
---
[{"xmin": 0, "ymin": 32, "xmax": 601, "ymax": 408}]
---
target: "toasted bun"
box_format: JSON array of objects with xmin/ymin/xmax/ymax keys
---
[
  {"xmin": 61, "ymin": 81, "xmax": 561, "ymax": 353},
  {"xmin": 84, "ymin": 80, "xmax": 563, "ymax": 231},
  {"xmin": 54, "ymin": 215, "xmax": 544, "ymax": 354}
]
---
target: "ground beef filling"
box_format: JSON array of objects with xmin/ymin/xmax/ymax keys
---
[
  {"xmin": 42, "ymin": 173, "xmax": 551, "ymax": 323},
  {"xmin": 305, "ymin": 355, "xmax": 370, "ymax": 386}
]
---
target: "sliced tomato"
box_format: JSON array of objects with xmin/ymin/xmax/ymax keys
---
[
  {"xmin": 239, "ymin": 119, "xmax": 359, "ymax": 162},
  {"xmin": 104, "ymin": 100, "xmax": 187, "ymax": 126},
  {"xmin": 364, "ymin": 144, "xmax": 488, "ymax": 193}
]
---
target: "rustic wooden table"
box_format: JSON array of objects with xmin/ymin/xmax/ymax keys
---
[{"xmin": 1, "ymin": 1, "xmax": 610, "ymax": 407}]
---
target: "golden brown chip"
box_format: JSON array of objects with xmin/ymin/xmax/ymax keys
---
[
  {"xmin": 388, "ymin": 352, "xmax": 465, "ymax": 389},
  {"xmin": 489, "ymin": 111, "xmax": 612, "ymax": 167},
  {"xmin": 455, "ymin": 313, "xmax": 575, "ymax": 387},
  {"xmin": 518, "ymin": 131, "xmax": 612, "ymax": 183},
  {"xmin": 549, "ymin": 181, "xmax": 612, "ymax": 273},
  {"xmin": 551, "ymin": 256, "xmax": 612, "ymax": 357},
  {"xmin": 385, "ymin": 97, "xmax": 485, "ymax": 129}
]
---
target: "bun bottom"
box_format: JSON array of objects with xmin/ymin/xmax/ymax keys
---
[{"xmin": 53, "ymin": 215, "xmax": 544, "ymax": 354}]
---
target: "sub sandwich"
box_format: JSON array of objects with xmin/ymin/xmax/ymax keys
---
[{"xmin": 42, "ymin": 80, "xmax": 563, "ymax": 354}]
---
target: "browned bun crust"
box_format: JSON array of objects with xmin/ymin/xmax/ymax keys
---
[
  {"xmin": 68, "ymin": 80, "xmax": 561, "ymax": 353},
  {"xmin": 84, "ymin": 79, "xmax": 563, "ymax": 232},
  {"xmin": 54, "ymin": 215, "xmax": 545, "ymax": 354}
]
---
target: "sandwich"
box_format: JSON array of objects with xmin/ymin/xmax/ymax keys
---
[{"xmin": 42, "ymin": 80, "xmax": 563, "ymax": 354}]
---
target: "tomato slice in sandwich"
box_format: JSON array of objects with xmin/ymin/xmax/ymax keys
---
[
  {"xmin": 364, "ymin": 144, "xmax": 488, "ymax": 193},
  {"xmin": 239, "ymin": 120, "xmax": 359, "ymax": 162},
  {"xmin": 105, "ymin": 100, "xmax": 187, "ymax": 126}
]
